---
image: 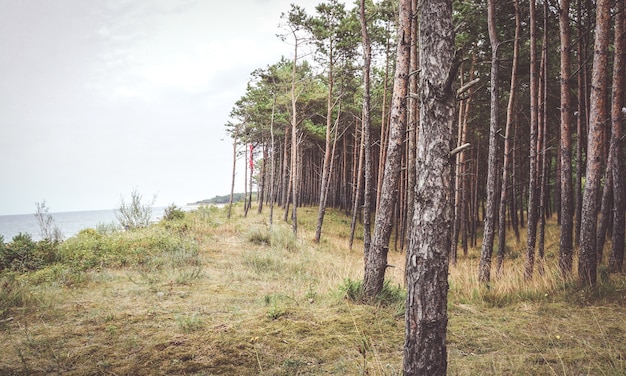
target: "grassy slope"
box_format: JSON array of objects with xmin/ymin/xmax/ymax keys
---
[{"xmin": 1, "ymin": 205, "xmax": 625, "ymax": 375}]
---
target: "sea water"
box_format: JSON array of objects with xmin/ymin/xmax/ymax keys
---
[{"xmin": 0, "ymin": 207, "xmax": 167, "ymax": 242}]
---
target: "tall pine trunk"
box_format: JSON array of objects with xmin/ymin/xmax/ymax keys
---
[
  {"xmin": 497, "ymin": 0, "xmax": 521, "ymax": 275},
  {"xmin": 363, "ymin": 0, "xmax": 411, "ymax": 299},
  {"xmin": 525, "ymin": 0, "xmax": 540, "ymax": 280},
  {"xmin": 405, "ymin": 0, "xmax": 419, "ymax": 257},
  {"xmin": 537, "ymin": 4, "xmax": 549, "ymax": 275},
  {"xmin": 404, "ymin": 0, "xmax": 455, "ymax": 371},
  {"xmin": 559, "ymin": 0, "xmax": 574, "ymax": 276},
  {"xmin": 574, "ymin": 0, "xmax": 589, "ymax": 247},
  {"xmin": 479, "ymin": 0, "xmax": 500, "ymax": 283},
  {"xmin": 354, "ymin": 0, "xmax": 373, "ymax": 255},
  {"xmin": 609, "ymin": 0, "xmax": 625, "ymax": 272},
  {"xmin": 579, "ymin": 0, "xmax": 611, "ymax": 285}
]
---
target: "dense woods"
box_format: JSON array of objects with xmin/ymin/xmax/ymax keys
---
[
  {"xmin": 227, "ymin": 0, "xmax": 625, "ymax": 369},
  {"xmin": 228, "ymin": 0, "xmax": 625, "ymax": 282}
]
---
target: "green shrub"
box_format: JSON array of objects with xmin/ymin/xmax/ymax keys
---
[
  {"xmin": 0, "ymin": 233, "xmax": 34, "ymax": 271},
  {"xmin": 27, "ymin": 263, "xmax": 86, "ymax": 287},
  {"xmin": 163, "ymin": 204, "xmax": 185, "ymax": 221},
  {"xmin": 0, "ymin": 233, "xmax": 58, "ymax": 272}
]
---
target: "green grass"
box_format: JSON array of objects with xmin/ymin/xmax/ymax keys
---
[{"xmin": 0, "ymin": 205, "xmax": 624, "ymax": 375}]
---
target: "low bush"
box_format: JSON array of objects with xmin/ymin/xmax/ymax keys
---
[
  {"xmin": 56, "ymin": 226, "xmax": 198, "ymax": 271},
  {"xmin": 0, "ymin": 234, "xmax": 59, "ymax": 272},
  {"xmin": 163, "ymin": 204, "xmax": 185, "ymax": 221}
]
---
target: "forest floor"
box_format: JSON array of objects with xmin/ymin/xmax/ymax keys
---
[{"xmin": 1, "ymin": 205, "xmax": 625, "ymax": 375}]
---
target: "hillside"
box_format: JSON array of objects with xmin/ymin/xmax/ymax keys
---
[{"xmin": 1, "ymin": 205, "xmax": 625, "ymax": 375}]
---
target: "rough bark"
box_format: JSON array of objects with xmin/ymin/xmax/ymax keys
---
[
  {"xmin": 479, "ymin": 0, "xmax": 500, "ymax": 283},
  {"xmin": 579, "ymin": 0, "xmax": 611, "ymax": 285},
  {"xmin": 363, "ymin": 0, "xmax": 411, "ymax": 299},
  {"xmin": 574, "ymin": 0, "xmax": 588, "ymax": 247},
  {"xmin": 559, "ymin": 0, "xmax": 574, "ymax": 276},
  {"xmin": 405, "ymin": 0, "xmax": 418, "ymax": 257},
  {"xmin": 403, "ymin": 0, "xmax": 455, "ymax": 372},
  {"xmin": 609, "ymin": 0, "xmax": 625, "ymax": 272},
  {"xmin": 525, "ymin": 0, "xmax": 539, "ymax": 280}
]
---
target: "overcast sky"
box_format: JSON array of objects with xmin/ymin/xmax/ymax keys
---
[{"xmin": 0, "ymin": 0, "xmax": 344, "ymax": 215}]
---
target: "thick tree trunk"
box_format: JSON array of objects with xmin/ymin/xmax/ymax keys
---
[
  {"xmin": 525, "ymin": 0, "xmax": 539, "ymax": 280},
  {"xmin": 479, "ymin": 0, "xmax": 500, "ymax": 283},
  {"xmin": 363, "ymin": 0, "xmax": 411, "ymax": 299},
  {"xmin": 574, "ymin": 0, "xmax": 588, "ymax": 247},
  {"xmin": 559, "ymin": 0, "xmax": 574, "ymax": 276},
  {"xmin": 403, "ymin": 0, "xmax": 455, "ymax": 373},
  {"xmin": 579, "ymin": 0, "xmax": 611, "ymax": 285},
  {"xmin": 405, "ymin": 0, "xmax": 418, "ymax": 257},
  {"xmin": 609, "ymin": 0, "xmax": 625, "ymax": 272}
]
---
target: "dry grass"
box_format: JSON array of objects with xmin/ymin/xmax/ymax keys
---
[{"xmin": 0, "ymin": 205, "xmax": 625, "ymax": 375}]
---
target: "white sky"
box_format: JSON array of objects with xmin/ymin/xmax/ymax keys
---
[{"xmin": 0, "ymin": 0, "xmax": 341, "ymax": 215}]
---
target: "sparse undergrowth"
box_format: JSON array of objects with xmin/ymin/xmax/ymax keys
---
[{"xmin": 0, "ymin": 205, "xmax": 624, "ymax": 375}]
